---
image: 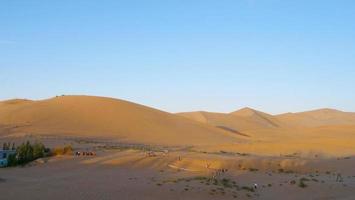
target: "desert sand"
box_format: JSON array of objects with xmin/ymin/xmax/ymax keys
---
[{"xmin": 1, "ymin": 95, "xmax": 355, "ymax": 200}]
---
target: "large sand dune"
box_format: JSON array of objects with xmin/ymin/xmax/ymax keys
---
[
  {"xmin": 1, "ymin": 96, "xmax": 355, "ymax": 156},
  {"xmin": 177, "ymin": 108, "xmax": 281, "ymax": 134},
  {"xmin": 178, "ymin": 107, "xmax": 355, "ymax": 131},
  {"xmin": 177, "ymin": 107, "xmax": 355, "ymax": 156},
  {"xmin": 275, "ymin": 108, "xmax": 355, "ymax": 127},
  {"xmin": 0, "ymin": 95, "xmax": 241, "ymax": 146}
]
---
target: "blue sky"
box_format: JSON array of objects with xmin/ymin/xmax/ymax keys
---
[{"xmin": 1, "ymin": 0, "xmax": 355, "ymax": 114}]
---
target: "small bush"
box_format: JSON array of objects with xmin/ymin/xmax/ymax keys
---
[
  {"xmin": 221, "ymin": 178, "xmax": 233, "ymax": 188},
  {"xmin": 7, "ymin": 154, "xmax": 17, "ymax": 167},
  {"xmin": 298, "ymin": 178, "xmax": 309, "ymax": 188},
  {"xmin": 241, "ymin": 186, "xmax": 255, "ymax": 192},
  {"xmin": 298, "ymin": 181, "xmax": 307, "ymax": 188},
  {"xmin": 52, "ymin": 145, "xmax": 73, "ymax": 156},
  {"xmin": 249, "ymin": 168, "xmax": 259, "ymax": 172}
]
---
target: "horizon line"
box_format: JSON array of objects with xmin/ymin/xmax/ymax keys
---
[{"xmin": 0, "ymin": 94, "xmax": 352, "ymax": 115}]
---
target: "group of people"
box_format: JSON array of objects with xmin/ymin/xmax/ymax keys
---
[
  {"xmin": 145, "ymin": 150, "xmax": 169, "ymax": 157},
  {"xmin": 206, "ymin": 163, "xmax": 259, "ymax": 190},
  {"xmin": 211, "ymin": 168, "xmax": 229, "ymax": 179},
  {"xmin": 75, "ymin": 151, "xmax": 96, "ymax": 156}
]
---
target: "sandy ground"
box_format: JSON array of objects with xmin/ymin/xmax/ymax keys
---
[{"xmin": 1, "ymin": 137, "xmax": 354, "ymax": 200}]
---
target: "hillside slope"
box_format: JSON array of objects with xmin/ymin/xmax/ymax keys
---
[{"xmin": 0, "ymin": 96, "xmax": 242, "ymax": 146}]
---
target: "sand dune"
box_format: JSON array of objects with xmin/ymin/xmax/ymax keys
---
[
  {"xmin": 276, "ymin": 108, "xmax": 355, "ymax": 128},
  {"xmin": 0, "ymin": 95, "xmax": 242, "ymax": 146},
  {"xmin": 178, "ymin": 107, "xmax": 355, "ymax": 131},
  {"xmin": 177, "ymin": 108, "xmax": 282, "ymax": 133},
  {"xmin": 177, "ymin": 107, "xmax": 355, "ymax": 156},
  {"xmin": 1, "ymin": 96, "xmax": 355, "ymax": 156},
  {"xmin": 230, "ymin": 107, "xmax": 282, "ymax": 128}
]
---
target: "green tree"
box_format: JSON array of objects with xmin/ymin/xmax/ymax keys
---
[
  {"xmin": 16, "ymin": 142, "xmax": 27, "ymax": 164},
  {"xmin": 9, "ymin": 141, "xmax": 48, "ymax": 166},
  {"xmin": 24, "ymin": 141, "xmax": 34, "ymax": 162},
  {"xmin": 33, "ymin": 142, "xmax": 45, "ymax": 159},
  {"xmin": 7, "ymin": 153, "xmax": 17, "ymax": 166}
]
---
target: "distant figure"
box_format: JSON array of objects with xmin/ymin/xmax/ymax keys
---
[
  {"xmin": 253, "ymin": 183, "xmax": 258, "ymax": 189},
  {"xmin": 163, "ymin": 150, "xmax": 169, "ymax": 155},
  {"xmin": 336, "ymin": 173, "xmax": 343, "ymax": 182},
  {"xmin": 178, "ymin": 156, "xmax": 181, "ymax": 161},
  {"xmin": 146, "ymin": 151, "xmax": 156, "ymax": 157}
]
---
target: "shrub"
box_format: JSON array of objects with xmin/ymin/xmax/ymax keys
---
[
  {"xmin": 241, "ymin": 186, "xmax": 255, "ymax": 192},
  {"xmin": 298, "ymin": 181, "xmax": 307, "ymax": 188},
  {"xmin": 52, "ymin": 145, "xmax": 73, "ymax": 156},
  {"xmin": 298, "ymin": 178, "xmax": 309, "ymax": 188},
  {"xmin": 16, "ymin": 142, "xmax": 34, "ymax": 165},
  {"xmin": 221, "ymin": 178, "xmax": 233, "ymax": 188},
  {"xmin": 7, "ymin": 153, "xmax": 17, "ymax": 166},
  {"xmin": 249, "ymin": 168, "xmax": 259, "ymax": 172},
  {"xmin": 33, "ymin": 142, "xmax": 45, "ymax": 159}
]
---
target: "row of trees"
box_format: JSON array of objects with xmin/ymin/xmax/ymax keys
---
[{"xmin": 6, "ymin": 141, "xmax": 50, "ymax": 167}]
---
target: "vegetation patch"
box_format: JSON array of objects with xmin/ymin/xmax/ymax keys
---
[
  {"xmin": 164, "ymin": 176, "xmax": 259, "ymax": 197},
  {"xmin": 248, "ymin": 168, "xmax": 259, "ymax": 172},
  {"xmin": 221, "ymin": 178, "xmax": 233, "ymax": 188},
  {"xmin": 4, "ymin": 141, "xmax": 50, "ymax": 167},
  {"xmin": 241, "ymin": 186, "xmax": 255, "ymax": 192},
  {"xmin": 278, "ymin": 168, "xmax": 294, "ymax": 174},
  {"xmin": 52, "ymin": 145, "xmax": 73, "ymax": 156},
  {"xmin": 298, "ymin": 178, "xmax": 310, "ymax": 188}
]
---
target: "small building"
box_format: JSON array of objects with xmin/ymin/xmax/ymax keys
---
[{"xmin": 0, "ymin": 150, "xmax": 16, "ymax": 167}]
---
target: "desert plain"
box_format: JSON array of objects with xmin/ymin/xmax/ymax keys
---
[{"xmin": 1, "ymin": 95, "xmax": 355, "ymax": 200}]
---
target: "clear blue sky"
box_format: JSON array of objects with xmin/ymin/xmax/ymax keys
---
[{"xmin": 1, "ymin": 0, "xmax": 355, "ymax": 114}]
